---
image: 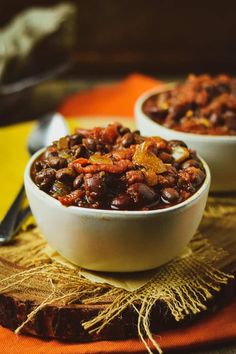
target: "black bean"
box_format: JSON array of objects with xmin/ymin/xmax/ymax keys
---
[
  {"xmin": 73, "ymin": 175, "xmax": 83, "ymax": 189},
  {"xmin": 217, "ymin": 83, "xmax": 230, "ymax": 94},
  {"xmin": 35, "ymin": 168, "xmax": 55, "ymax": 183},
  {"xmin": 119, "ymin": 127, "xmax": 131, "ymax": 136},
  {"xmin": 73, "ymin": 145, "xmax": 90, "ymax": 158},
  {"xmin": 84, "ymin": 174, "xmax": 106, "ymax": 198},
  {"xmin": 121, "ymin": 133, "xmax": 134, "ymax": 147},
  {"xmin": 169, "ymin": 140, "xmax": 187, "ymax": 148},
  {"xmin": 169, "ymin": 104, "xmax": 188, "ymax": 121},
  {"xmin": 209, "ymin": 113, "xmax": 223, "ymax": 125},
  {"xmin": 128, "ymin": 183, "xmax": 157, "ymax": 206},
  {"xmin": 44, "ymin": 149, "xmax": 58, "ymax": 159},
  {"xmin": 111, "ymin": 193, "xmax": 133, "ymax": 210},
  {"xmin": 56, "ymin": 168, "xmax": 76, "ymax": 183},
  {"xmin": 223, "ymin": 111, "xmax": 236, "ymax": 130},
  {"xmin": 48, "ymin": 157, "xmax": 67, "ymax": 169},
  {"xmin": 161, "ymin": 188, "xmax": 180, "ymax": 203},
  {"xmin": 181, "ymin": 159, "xmax": 200, "ymax": 169},
  {"xmin": 84, "ymin": 138, "xmax": 96, "ymax": 151},
  {"xmin": 158, "ymin": 173, "xmax": 177, "ymax": 187},
  {"xmin": 35, "ymin": 168, "xmax": 56, "ymax": 192},
  {"xmin": 158, "ymin": 151, "xmax": 174, "ymax": 163},
  {"xmin": 185, "ymin": 167, "xmax": 205, "ymax": 186},
  {"xmin": 35, "ymin": 160, "xmax": 48, "ymax": 172},
  {"xmin": 72, "ymin": 146, "xmax": 82, "ymax": 158},
  {"xmin": 51, "ymin": 181, "xmax": 71, "ymax": 196},
  {"xmin": 134, "ymin": 134, "xmax": 145, "ymax": 144},
  {"xmin": 69, "ymin": 134, "xmax": 83, "ymax": 147}
]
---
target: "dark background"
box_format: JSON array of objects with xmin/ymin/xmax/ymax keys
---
[{"xmin": 1, "ymin": 0, "xmax": 236, "ymax": 76}]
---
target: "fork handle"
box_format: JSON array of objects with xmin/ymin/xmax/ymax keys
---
[{"xmin": 0, "ymin": 185, "xmax": 26, "ymax": 243}]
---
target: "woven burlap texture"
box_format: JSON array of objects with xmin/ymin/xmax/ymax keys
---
[{"xmin": 0, "ymin": 196, "xmax": 235, "ymax": 354}]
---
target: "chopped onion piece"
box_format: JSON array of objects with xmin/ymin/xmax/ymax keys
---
[
  {"xmin": 171, "ymin": 146, "xmax": 190, "ymax": 163},
  {"xmin": 198, "ymin": 118, "xmax": 211, "ymax": 127},
  {"xmin": 57, "ymin": 136, "xmax": 69, "ymax": 150},
  {"xmin": 89, "ymin": 153, "xmax": 113, "ymax": 165},
  {"xmin": 133, "ymin": 142, "xmax": 167, "ymax": 174}
]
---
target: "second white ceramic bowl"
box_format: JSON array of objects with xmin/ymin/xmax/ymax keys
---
[
  {"xmin": 24, "ymin": 148, "xmax": 210, "ymax": 273},
  {"xmin": 135, "ymin": 84, "xmax": 236, "ymax": 192}
]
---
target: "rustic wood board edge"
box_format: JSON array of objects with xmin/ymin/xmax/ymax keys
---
[{"xmin": 0, "ymin": 260, "xmax": 235, "ymax": 341}]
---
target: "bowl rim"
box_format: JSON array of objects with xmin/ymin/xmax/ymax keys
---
[
  {"xmin": 24, "ymin": 147, "xmax": 211, "ymax": 218},
  {"xmin": 135, "ymin": 83, "xmax": 236, "ymax": 142}
]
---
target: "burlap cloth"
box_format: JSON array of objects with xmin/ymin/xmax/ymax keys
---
[{"xmin": 0, "ymin": 195, "xmax": 235, "ymax": 354}]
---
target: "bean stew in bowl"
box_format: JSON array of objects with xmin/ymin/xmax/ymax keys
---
[
  {"xmin": 143, "ymin": 74, "xmax": 236, "ymax": 136},
  {"xmin": 31, "ymin": 123, "xmax": 206, "ymax": 211},
  {"xmin": 135, "ymin": 75, "xmax": 236, "ymax": 191},
  {"xmin": 25, "ymin": 123, "xmax": 210, "ymax": 272}
]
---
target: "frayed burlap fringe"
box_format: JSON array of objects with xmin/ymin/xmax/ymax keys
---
[
  {"xmin": 0, "ymin": 196, "xmax": 235, "ymax": 354},
  {"xmin": 0, "ymin": 232, "xmax": 233, "ymax": 353}
]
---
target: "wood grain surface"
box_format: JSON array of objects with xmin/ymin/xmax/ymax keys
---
[{"xmin": 0, "ymin": 256, "xmax": 235, "ymax": 342}]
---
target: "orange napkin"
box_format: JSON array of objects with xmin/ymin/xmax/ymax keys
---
[
  {"xmin": 59, "ymin": 73, "xmax": 161, "ymax": 117},
  {"xmin": 1, "ymin": 73, "xmax": 235, "ymax": 353},
  {"xmin": 0, "ymin": 300, "xmax": 236, "ymax": 354}
]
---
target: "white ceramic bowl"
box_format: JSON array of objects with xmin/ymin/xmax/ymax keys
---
[
  {"xmin": 135, "ymin": 83, "xmax": 236, "ymax": 191},
  {"xmin": 24, "ymin": 148, "xmax": 210, "ymax": 272}
]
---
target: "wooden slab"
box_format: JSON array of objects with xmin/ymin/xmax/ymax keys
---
[{"xmin": 0, "ymin": 258, "xmax": 235, "ymax": 341}]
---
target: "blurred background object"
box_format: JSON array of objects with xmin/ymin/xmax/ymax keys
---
[
  {"xmin": 72, "ymin": 0, "xmax": 236, "ymax": 76},
  {"xmin": 1, "ymin": 0, "xmax": 236, "ymax": 76},
  {"xmin": 1, "ymin": 0, "xmax": 236, "ymax": 123},
  {"xmin": 0, "ymin": 2, "xmax": 76, "ymax": 84},
  {"xmin": 0, "ymin": 2, "xmax": 76, "ymax": 122}
]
